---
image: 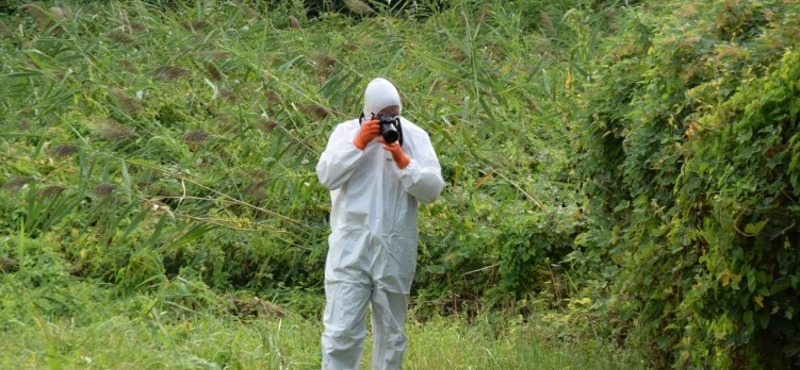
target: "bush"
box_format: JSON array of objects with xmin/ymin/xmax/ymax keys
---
[{"xmin": 569, "ymin": 0, "xmax": 800, "ymax": 367}]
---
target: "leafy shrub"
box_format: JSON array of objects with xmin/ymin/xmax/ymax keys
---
[{"xmin": 569, "ymin": 0, "xmax": 800, "ymax": 367}]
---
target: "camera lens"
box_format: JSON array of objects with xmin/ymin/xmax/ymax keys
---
[{"xmin": 378, "ymin": 115, "xmax": 399, "ymax": 144}]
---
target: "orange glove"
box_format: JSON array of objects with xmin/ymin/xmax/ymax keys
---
[
  {"xmin": 378, "ymin": 137, "xmax": 410, "ymax": 169},
  {"xmin": 353, "ymin": 119, "xmax": 381, "ymax": 150}
]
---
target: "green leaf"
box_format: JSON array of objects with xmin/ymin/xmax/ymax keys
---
[{"xmin": 744, "ymin": 220, "xmax": 768, "ymax": 235}]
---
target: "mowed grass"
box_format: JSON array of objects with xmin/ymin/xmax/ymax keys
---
[{"xmin": 0, "ymin": 283, "xmax": 644, "ymax": 370}]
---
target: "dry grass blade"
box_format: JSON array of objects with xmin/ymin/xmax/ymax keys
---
[
  {"xmin": 232, "ymin": 297, "xmax": 290, "ymax": 318},
  {"xmin": 181, "ymin": 20, "xmax": 210, "ymax": 32},
  {"xmin": 183, "ymin": 129, "xmax": 211, "ymax": 144},
  {"xmin": 37, "ymin": 185, "xmax": 67, "ymax": 198},
  {"xmin": 117, "ymin": 59, "xmax": 140, "ymax": 74},
  {"xmin": 96, "ymin": 118, "xmax": 137, "ymax": 140},
  {"xmin": 108, "ymin": 30, "xmax": 137, "ymax": 44},
  {"xmin": 150, "ymin": 66, "xmax": 194, "ymax": 80},
  {"xmin": 539, "ymin": 9, "xmax": 555, "ymax": 32},
  {"xmin": 111, "ymin": 87, "xmax": 146, "ymax": 116},
  {"xmin": 344, "ymin": 0, "xmax": 375, "ymax": 15},
  {"xmin": 299, "ymin": 103, "xmax": 331, "ymax": 119},
  {"xmin": 256, "ymin": 118, "xmax": 279, "ymax": 133},
  {"xmin": 93, "ymin": 183, "xmax": 117, "ymax": 197},
  {"xmin": 241, "ymin": 4, "xmax": 261, "ymax": 19},
  {"xmin": 20, "ymin": 5, "xmax": 52, "ymax": 30},
  {"xmin": 288, "ymin": 16, "xmax": 301, "ymax": 29},
  {"xmin": 47, "ymin": 145, "xmax": 79, "ymax": 158},
  {"xmin": 1, "ymin": 177, "xmax": 32, "ymax": 191},
  {"xmin": 205, "ymin": 62, "xmax": 223, "ymax": 81}
]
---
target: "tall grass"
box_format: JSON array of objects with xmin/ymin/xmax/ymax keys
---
[{"xmin": 0, "ymin": 0, "xmax": 645, "ymax": 366}]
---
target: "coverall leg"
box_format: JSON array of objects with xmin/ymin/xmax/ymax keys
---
[
  {"xmin": 370, "ymin": 288, "xmax": 409, "ymax": 370},
  {"xmin": 322, "ymin": 280, "xmax": 372, "ymax": 370}
]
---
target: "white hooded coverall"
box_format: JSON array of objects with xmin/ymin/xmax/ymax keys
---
[{"xmin": 316, "ymin": 78, "xmax": 445, "ymax": 370}]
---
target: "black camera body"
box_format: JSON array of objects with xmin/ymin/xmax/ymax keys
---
[
  {"xmin": 377, "ymin": 114, "xmax": 400, "ymax": 145},
  {"xmin": 359, "ymin": 112, "xmax": 404, "ymax": 146}
]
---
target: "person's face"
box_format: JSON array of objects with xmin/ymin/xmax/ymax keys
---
[{"xmin": 373, "ymin": 105, "xmax": 400, "ymax": 118}]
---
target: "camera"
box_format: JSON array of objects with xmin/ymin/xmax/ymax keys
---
[{"xmin": 377, "ymin": 114, "xmax": 400, "ymax": 144}]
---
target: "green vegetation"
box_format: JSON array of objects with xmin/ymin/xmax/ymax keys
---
[
  {"xmin": 1, "ymin": 0, "xmax": 798, "ymax": 368},
  {"xmin": 0, "ymin": 280, "xmax": 642, "ymax": 369}
]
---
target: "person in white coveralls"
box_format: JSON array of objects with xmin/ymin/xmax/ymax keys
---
[{"xmin": 316, "ymin": 77, "xmax": 445, "ymax": 370}]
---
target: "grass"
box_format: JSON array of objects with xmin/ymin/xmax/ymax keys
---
[
  {"xmin": 0, "ymin": 279, "xmax": 645, "ymax": 370},
  {"xmin": 0, "ymin": 0, "xmax": 649, "ymax": 368}
]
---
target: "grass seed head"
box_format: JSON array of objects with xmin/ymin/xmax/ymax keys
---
[
  {"xmin": 150, "ymin": 66, "xmax": 194, "ymax": 80},
  {"xmin": 205, "ymin": 62, "xmax": 223, "ymax": 81},
  {"xmin": 49, "ymin": 7, "xmax": 68, "ymax": 21},
  {"xmin": 117, "ymin": 59, "xmax": 140, "ymax": 74},
  {"xmin": 256, "ymin": 118, "xmax": 279, "ymax": 133},
  {"xmin": 241, "ymin": 4, "xmax": 261, "ymax": 19},
  {"xmin": 120, "ymin": 14, "xmax": 149, "ymax": 33},
  {"xmin": 108, "ymin": 30, "xmax": 137, "ymax": 44},
  {"xmin": 0, "ymin": 258, "xmax": 19, "ymax": 272},
  {"xmin": 477, "ymin": 2, "xmax": 490, "ymax": 24},
  {"xmin": 20, "ymin": 4, "xmax": 52, "ymax": 30},
  {"xmin": 37, "ymin": 185, "xmax": 67, "ymax": 198},
  {"xmin": 0, "ymin": 20, "xmax": 11, "ymax": 36},
  {"xmin": 342, "ymin": 42, "xmax": 358, "ymax": 51},
  {"xmin": 93, "ymin": 183, "xmax": 117, "ymax": 197},
  {"xmin": 289, "ymin": 16, "xmax": 301, "ymax": 29},
  {"xmin": 96, "ymin": 118, "xmax": 137, "ymax": 140},
  {"xmin": 539, "ymin": 10, "xmax": 555, "ymax": 32},
  {"xmin": 300, "ymin": 103, "xmax": 330, "ymax": 119},
  {"xmin": 248, "ymin": 169, "xmax": 268, "ymax": 179},
  {"xmin": 128, "ymin": 20, "xmax": 149, "ymax": 33},
  {"xmin": 344, "ymin": 0, "xmax": 375, "ymax": 15},
  {"xmin": 243, "ymin": 179, "xmax": 271, "ymax": 199},
  {"xmin": 1, "ymin": 177, "xmax": 32, "ymax": 192},
  {"xmin": 313, "ymin": 52, "xmax": 338, "ymax": 68},
  {"xmin": 264, "ymin": 90, "xmax": 281, "ymax": 104},
  {"xmin": 199, "ymin": 51, "xmax": 232, "ymax": 61},
  {"xmin": 182, "ymin": 20, "xmax": 210, "ymax": 32},
  {"xmin": 219, "ymin": 88, "xmax": 237, "ymax": 102},
  {"xmin": 111, "ymin": 87, "xmax": 146, "ymax": 116},
  {"xmin": 183, "ymin": 129, "xmax": 211, "ymax": 144},
  {"xmin": 47, "ymin": 145, "xmax": 79, "ymax": 158}
]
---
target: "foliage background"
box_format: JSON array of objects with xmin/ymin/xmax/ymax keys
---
[{"xmin": 0, "ymin": 0, "xmax": 798, "ymax": 368}]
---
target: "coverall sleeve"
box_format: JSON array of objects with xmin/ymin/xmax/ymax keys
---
[
  {"xmin": 316, "ymin": 123, "xmax": 363, "ymax": 190},
  {"xmin": 397, "ymin": 132, "xmax": 445, "ymax": 204}
]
